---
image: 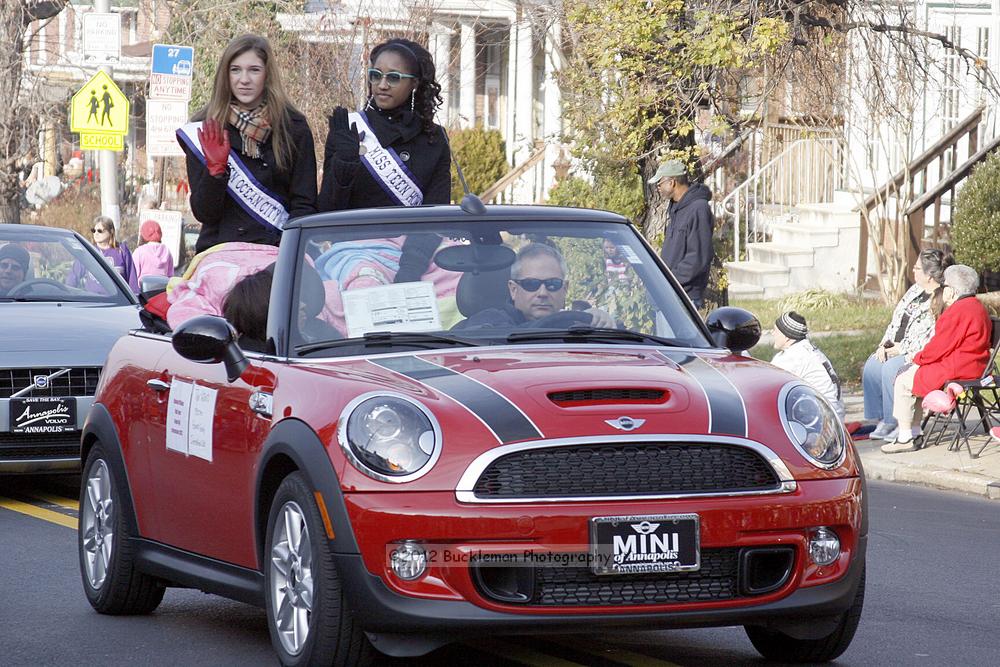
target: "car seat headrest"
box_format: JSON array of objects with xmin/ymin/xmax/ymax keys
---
[{"xmin": 456, "ymin": 267, "xmax": 511, "ymax": 318}]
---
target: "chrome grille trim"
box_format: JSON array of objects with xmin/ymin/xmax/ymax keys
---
[
  {"xmin": 0, "ymin": 367, "xmax": 101, "ymax": 399},
  {"xmin": 455, "ymin": 434, "xmax": 797, "ymax": 504}
]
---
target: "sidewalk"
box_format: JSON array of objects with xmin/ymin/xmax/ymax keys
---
[{"xmin": 843, "ymin": 391, "xmax": 1000, "ymax": 500}]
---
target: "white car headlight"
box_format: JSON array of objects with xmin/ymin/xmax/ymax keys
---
[
  {"xmin": 779, "ymin": 384, "xmax": 846, "ymax": 468},
  {"xmin": 338, "ymin": 393, "xmax": 441, "ymax": 482}
]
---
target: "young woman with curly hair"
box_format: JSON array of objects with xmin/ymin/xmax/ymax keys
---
[
  {"xmin": 319, "ymin": 37, "xmax": 451, "ymax": 282},
  {"xmin": 178, "ymin": 34, "xmax": 317, "ymax": 254}
]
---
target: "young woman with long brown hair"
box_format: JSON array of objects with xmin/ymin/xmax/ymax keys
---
[{"xmin": 178, "ymin": 34, "xmax": 316, "ymax": 254}]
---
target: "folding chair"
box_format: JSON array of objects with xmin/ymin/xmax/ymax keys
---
[{"xmin": 949, "ymin": 317, "xmax": 1000, "ymax": 458}]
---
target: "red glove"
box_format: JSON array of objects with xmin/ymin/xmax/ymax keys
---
[{"xmin": 198, "ymin": 118, "xmax": 231, "ymax": 177}]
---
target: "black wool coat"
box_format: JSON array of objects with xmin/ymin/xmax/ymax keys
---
[
  {"xmin": 182, "ymin": 110, "xmax": 317, "ymax": 254},
  {"xmin": 318, "ymin": 106, "xmax": 451, "ymax": 212}
]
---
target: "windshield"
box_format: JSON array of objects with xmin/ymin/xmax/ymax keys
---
[
  {"xmin": 0, "ymin": 230, "xmax": 133, "ymax": 304},
  {"xmin": 290, "ymin": 219, "xmax": 710, "ymax": 357}
]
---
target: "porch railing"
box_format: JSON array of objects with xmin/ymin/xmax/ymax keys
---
[
  {"xmin": 719, "ymin": 137, "xmax": 843, "ymax": 261},
  {"xmin": 856, "ymin": 106, "xmax": 992, "ymax": 295}
]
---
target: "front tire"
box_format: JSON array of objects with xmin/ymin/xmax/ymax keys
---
[
  {"xmin": 264, "ymin": 472, "xmax": 372, "ymax": 666},
  {"xmin": 745, "ymin": 565, "xmax": 866, "ymax": 663},
  {"xmin": 78, "ymin": 442, "xmax": 165, "ymax": 614}
]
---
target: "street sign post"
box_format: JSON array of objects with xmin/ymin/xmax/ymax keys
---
[
  {"xmin": 82, "ymin": 13, "xmax": 121, "ymax": 65},
  {"xmin": 70, "ymin": 71, "xmax": 130, "ymax": 136},
  {"xmin": 146, "ymin": 99, "xmax": 188, "ymax": 157}
]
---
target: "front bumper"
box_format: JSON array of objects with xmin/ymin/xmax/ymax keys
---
[
  {"xmin": 334, "ymin": 477, "xmax": 865, "ymax": 654},
  {"xmin": 337, "ymin": 535, "xmax": 866, "ymax": 653}
]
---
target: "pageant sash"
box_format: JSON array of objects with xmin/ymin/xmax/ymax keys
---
[
  {"xmin": 176, "ymin": 122, "xmax": 290, "ymax": 233},
  {"xmin": 347, "ymin": 111, "xmax": 424, "ymax": 206}
]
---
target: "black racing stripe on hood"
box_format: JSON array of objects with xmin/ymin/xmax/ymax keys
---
[
  {"xmin": 658, "ymin": 351, "xmax": 747, "ymax": 436},
  {"xmin": 370, "ymin": 356, "xmax": 542, "ymax": 443}
]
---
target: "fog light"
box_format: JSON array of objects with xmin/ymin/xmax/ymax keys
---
[
  {"xmin": 809, "ymin": 527, "xmax": 841, "ymax": 566},
  {"xmin": 390, "ymin": 541, "xmax": 427, "ymax": 580}
]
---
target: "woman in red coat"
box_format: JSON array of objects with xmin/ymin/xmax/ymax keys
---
[{"xmin": 882, "ymin": 264, "xmax": 992, "ymax": 453}]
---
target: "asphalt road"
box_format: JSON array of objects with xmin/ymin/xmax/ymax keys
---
[{"xmin": 1, "ymin": 476, "xmax": 998, "ymax": 666}]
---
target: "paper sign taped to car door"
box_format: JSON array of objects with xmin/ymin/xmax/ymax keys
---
[
  {"xmin": 187, "ymin": 384, "xmax": 216, "ymax": 462},
  {"xmin": 166, "ymin": 379, "xmax": 194, "ymax": 454},
  {"xmin": 341, "ymin": 281, "xmax": 441, "ymax": 337},
  {"xmin": 166, "ymin": 379, "xmax": 216, "ymax": 461}
]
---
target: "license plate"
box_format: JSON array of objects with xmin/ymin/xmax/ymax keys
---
[
  {"xmin": 590, "ymin": 513, "xmax": 700, "ymax": 575},
  {"xmin": 9, "ymin": 397, "xmax": 77, "ymax": 434}
]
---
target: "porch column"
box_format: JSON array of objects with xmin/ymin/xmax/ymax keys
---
[
  {"xmin": 542, "ymin": 23, "xmax": 563, "ymax": 195},
  {"xmin": 514, "ymin": 21, "xmax": 534, "ymax": 152},
  {"xmin": 430, "ymin": 25, "xmax": 452, "ymax": 126},
  {"xmin": 459, "ymin": 20, "xmax": 476, "ymax": 127}
]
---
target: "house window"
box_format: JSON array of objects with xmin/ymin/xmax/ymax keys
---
[{"xmin": 941, "ymin": 25, "xmax": 962, "ymax": 134}]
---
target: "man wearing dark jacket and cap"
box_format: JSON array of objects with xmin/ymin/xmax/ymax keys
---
[
  {"xmin": 648, "ymin": 159, "xmax": 714, "ymax": 308},
  {"xmin": 0, "ymin": 243, "xmax": 30, "ymax": 296}
]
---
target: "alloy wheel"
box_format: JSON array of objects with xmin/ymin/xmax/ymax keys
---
[
  {"xmin": 269, "ymin": 500, "xmax": 315, "ymax": 656},
  {"xmin": 81, "ymin": 459, "xmax": 114, "ymax": 589}
]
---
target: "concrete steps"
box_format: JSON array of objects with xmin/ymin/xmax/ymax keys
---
[{"xmin": 725, "ymin": 199, "xmax": 864, "ymax": 299}]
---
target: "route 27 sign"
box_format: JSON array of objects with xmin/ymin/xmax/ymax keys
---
[
  {"xmin": 70, "ymin": 71, "xmax": 129, "ymax": 136},
  {"xmin": 150, "ymin": 44, "xmax": 194, "ymax": 100}
]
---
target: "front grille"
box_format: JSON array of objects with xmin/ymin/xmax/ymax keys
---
[
  {"xmin": 0, "ymin": 367, "xmax": 100, "ymax": 399},
  {"xmin": 548, "ymin": 389, "xmax": 665, "ymax": 406},
  {"xmin": 0, "ymin": 432, "xmax": 80, "ymax": 460},
  {"xmin": 477, "ymin": 548, "xmax": 741, "ymax": 606},
  {"xmin": 472, "ymin": 443, "xmax": 780, "ymax": 498}
]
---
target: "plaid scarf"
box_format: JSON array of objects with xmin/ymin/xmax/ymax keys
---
[{"xmin": 227, "ymin": 101, "xmax": 272, "ymax": 159}]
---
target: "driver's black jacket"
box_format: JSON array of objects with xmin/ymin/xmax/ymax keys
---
[{"xmin": 452, "ymin": 304, "xmax": 592, "ymax": 330}]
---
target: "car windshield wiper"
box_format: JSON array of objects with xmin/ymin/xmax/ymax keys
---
[
  {"xmin": 506, "ymin": 326, "xmax": 685, "ymax": 347},
  {"xmin": 295, "ymin": 330, "xmax": 481, "ymax": 355},
  {"xmin": 0, "ymin": 296, "xmax": 70, "ymax": 303}
]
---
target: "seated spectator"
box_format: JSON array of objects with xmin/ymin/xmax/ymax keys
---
[
  {"xmin": 863, "ymin": 249, "xmax": 953, "ymax": 441},
  {"xmin": 453, "ymin": 243, "xmax": 614, "ymax": 330},
  {"xmin": 0, "ymin": 243, "xmax": 30, "ymax": 296},
  {"xmin": 770, "ymin": 311, "xmax": 845, "ymax": 420},
  {"xmin": 882, "ymin": 265, "xmax": 992, "ymax": 453},
  {"xmin": 132, "ymin": 220, "xmax": 175, "ymax": 282}
]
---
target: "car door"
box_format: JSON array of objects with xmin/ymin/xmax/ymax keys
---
[{"xmin": 143, "ymin": 348, "xmax": 274, "ymax": 569}]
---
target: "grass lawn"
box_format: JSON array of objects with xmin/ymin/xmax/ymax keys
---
[
  {"xmin": 730, "ymin": 291, "xmax": 893, "ymax": 388},
  {"xmin": 731, "ymin": 293, "xmax": 892, "ymax": 333}
]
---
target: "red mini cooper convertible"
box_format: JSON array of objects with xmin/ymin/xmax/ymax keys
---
[{"xmin": 79, "ymin": 203, "xmax": 866, "ymax": 665}]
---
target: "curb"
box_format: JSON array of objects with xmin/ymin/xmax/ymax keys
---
[{"xmin": 858, "ymin": 450, "xmax": 1000, "ymax": 500}]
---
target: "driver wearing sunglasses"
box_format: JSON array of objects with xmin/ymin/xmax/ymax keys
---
[{"xmin": 455, "ymin": 243, "xmax": 614, "ymax": 330}]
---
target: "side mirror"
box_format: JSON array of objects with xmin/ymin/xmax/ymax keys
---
[
  {"xmin": 705, "ymin": 307, "xmax": 761, "ymax": 352},
  {"xmin": 172, "ymin": 315, "xmax": 249, "ymax": 382}
]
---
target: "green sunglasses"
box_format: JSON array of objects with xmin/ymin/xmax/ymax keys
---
[{"xmin": 368, "ymin": 68, "xmax": 417, "ymax": 87}]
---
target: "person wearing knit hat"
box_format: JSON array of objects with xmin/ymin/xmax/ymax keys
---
[
  {"xmin": 771, "ymin": 310, "xmax": 845, "ymax": 419},
  {"xmin": 0, "ymin": 243, "xmax": 30, "ymax": 295},
  {"xmin": 132, "ymin": 219, "xmax": 175, "ymax": 283}
]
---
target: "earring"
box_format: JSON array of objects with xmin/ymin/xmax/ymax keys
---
[
  {"xmin": 410, "ymin": 90, "xmax": 416, "ymax": 112},
  {"xmin": 366, "ymin": 94, "xmax": 374, "ymax": 111}
]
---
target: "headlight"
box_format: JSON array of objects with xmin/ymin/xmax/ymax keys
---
[
  {"xmin": 779, "ymin": 384, "xmax": 846, "ymax": 468},
  {"xmin": 338, "ymin": 393, "xmax": 441, "ymax": 482}
]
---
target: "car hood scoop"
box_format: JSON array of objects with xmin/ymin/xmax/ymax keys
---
[{"xmin": 546, "ymin": 388, "xmax": 668, "ymax": 407}]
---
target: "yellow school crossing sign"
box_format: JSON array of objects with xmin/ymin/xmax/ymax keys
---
[{"xmin": 70, "ymin": 70, "xmax": 129, "ymax": 136}]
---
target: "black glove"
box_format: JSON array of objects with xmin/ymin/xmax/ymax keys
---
[{"xmin": 328, "ymin": 108, "xmax": 360, "ymax": 161}]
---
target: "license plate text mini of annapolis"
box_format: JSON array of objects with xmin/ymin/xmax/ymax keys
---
[{"xmin": 590, "ymin": 514, "xmax": 700, "ymax": 575}]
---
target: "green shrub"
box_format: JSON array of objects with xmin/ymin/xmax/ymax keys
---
[
  {"xmin": 447, "ymin": 127, "xmax": 507, "ymax": 203},
  {"xmin": 546, "ymin": 165, "xmax": 645, "ymax": 220},
  {"xmin": 952, "ymin": 150, "xmax": 1000, "ymax": 273}
]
